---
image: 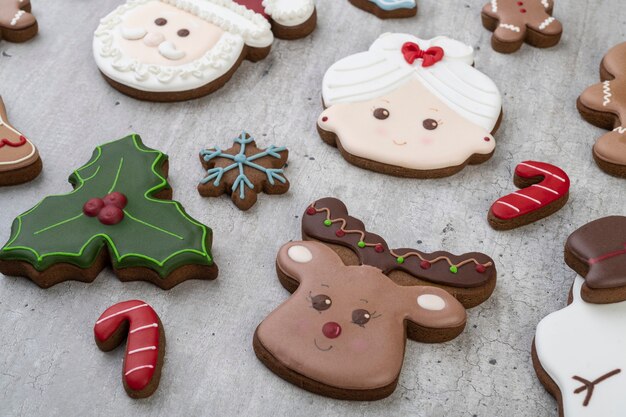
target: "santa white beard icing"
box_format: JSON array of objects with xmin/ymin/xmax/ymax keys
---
[
  {"xmin": 317, "ymin": 33, "xmax": 503, "ymax": 177},
  {"xmin": 93, "ymin": 0, "xmax": 276, "ymax": 101}
]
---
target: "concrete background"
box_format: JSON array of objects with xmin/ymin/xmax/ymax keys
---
[{"xmin": 0, "ymin": 0, "xmax": 624, "ymax": 416}]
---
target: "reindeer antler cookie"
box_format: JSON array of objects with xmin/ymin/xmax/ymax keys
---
[
  {"xmin": 0, "ymin": 96, "xmax": 42, "ymax": 186},
  {"xmin": 481, "ymin": 0, "xmax": 563, "ymax": 53},
  {"xmin": 254, "ymin": 240, "xmax": 467, "ymax": 400},
  {"xmin": 577, "ymin": 42, "xmax": 626, "ymax": 178},
  {"xmin": 0, "ymin": 0, "xmax": 38, "ymax": 43},
  {"xmin": 302, "ymin": 198, "xmax": 497, "ymax": 308}
]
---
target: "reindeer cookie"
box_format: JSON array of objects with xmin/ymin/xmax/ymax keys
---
[
  {"xmin": 0, "ymin": 96, "xmax": 42, "ymax": 186},
  {"xmin": 347, "ymin": 0, "xmax": 417, "ymax": 19},
  {"xmin": 481, "ymin": 0, "xmax": 563, "ymax": 53},
  {"xmin": 577, "ymin": 42, "xmax": 626, "ymax": 178},
  {"xmin": 302, "ymin": 198, "xmax": 497, "ymax": 308},
  {"xmin": 233, "ymin": 0, "xmax": 316, "ymax": 39},
  {"xmin": 254, "ymin": 241, "xmax": 467, "ymax": 400},
  {"xmin": 0, "ymin": 0, "xmax": 38, "ymax": 43},
  {"xmin": 534, "ymin": 276, "xmax": 626, "ymax": 417},
  {"xmin": 318, "ymin": 34, "xmax": 502, "ymax": 179}
]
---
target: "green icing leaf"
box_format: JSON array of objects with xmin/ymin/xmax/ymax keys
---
[{"xmin": 0, "ymin": 135, "xmax": 214, "ymax": 277}]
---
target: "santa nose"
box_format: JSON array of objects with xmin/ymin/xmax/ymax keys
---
[
  {"xmin": 322, "ymin": 322, "xmax": 342, "ymax": 339},
  {"xmin": 144, "ymin": 32, "xmax": 165, "ymax": 47}
]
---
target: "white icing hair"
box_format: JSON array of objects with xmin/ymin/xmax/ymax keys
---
[{"xmin": 322, "ymin": 33, "xmax": 502, "ymax": 132}]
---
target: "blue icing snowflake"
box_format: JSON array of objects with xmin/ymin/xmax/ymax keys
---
[{"xmin": 199, "ymin": 131, "xmax": 288, "ymax": 201}]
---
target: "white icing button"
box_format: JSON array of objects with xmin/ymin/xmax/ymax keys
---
[
  {"xmin": 287, "ymin": 245, "xmax": 313, "ymax": 263},
  {"xmin": 417, "ymin": 294, "xmax": 446, "ymax": 311}
]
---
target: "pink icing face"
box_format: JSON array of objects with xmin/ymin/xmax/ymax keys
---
[
  {"xmin": 116, "ymin": 1, "xmax": 224, "ymax": 66},
  {"xmin": 318, "ymin": 79, "xmax": 496, "ymax": 171},
  {"xmin": 256, "ymin": 241, "xmax": 466, "ymax": 391}
]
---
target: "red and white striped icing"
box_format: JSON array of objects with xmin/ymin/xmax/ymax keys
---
[
  {"xmin": 94, "ymin": 300, "xmax": 161, "ymax": 392},
  {"xmin": 491, "ymin": 161, "xmax": 570, "ymax": 220}
]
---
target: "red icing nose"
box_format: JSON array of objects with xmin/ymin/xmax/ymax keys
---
[{"xmin": 322, "ymin": 322, "xmax": 342, "ymax": 339}]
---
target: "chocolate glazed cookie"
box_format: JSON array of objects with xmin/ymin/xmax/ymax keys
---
[{"xmin": 301, "ymin": 197, "xmax": 497, "ymax": 308}]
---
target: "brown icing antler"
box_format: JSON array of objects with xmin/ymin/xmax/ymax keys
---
[
  {"xmin": 301, "ymin": 197, "xmax": 496, "ymax": 308},
  {"xmin": 0, "ymin": 0, "xmax": 38, "ymax": 43},
  {"xmin": 572, "ymin": 369, "xmax": 621, "ymax": 407}
]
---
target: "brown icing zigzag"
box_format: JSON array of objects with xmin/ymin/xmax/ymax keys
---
[{"xmin": 301, "ymin": 197, "xmax": 496, "ymax": 289}]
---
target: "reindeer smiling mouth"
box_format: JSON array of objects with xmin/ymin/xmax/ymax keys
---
[
  {"xmin": 314, "ymin": 338, "xmax": 333, "ymax": 352},
  {"xmin": 392, "ymin": 140, "xmax": 407, "ymax": 146}
]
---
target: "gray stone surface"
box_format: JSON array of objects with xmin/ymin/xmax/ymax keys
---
[{"xmin": 0, "ymin": 1, "xmax": 624, "ymax": 416}]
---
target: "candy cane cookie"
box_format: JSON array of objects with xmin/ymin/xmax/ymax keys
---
[
  {"xmin": 0, "ymin": 96, "xmax": 42, "ymax": 186},
  {"xmin": 94, "ymin": 300, "xmax": 165, "ymax": 398},
  {"xmin": 488, "ymin": 161, "xmax": 570, "ymax": 230},
  {"xmin": 0, "ymin": 0, "xmax": 38, "ymax": 43}
]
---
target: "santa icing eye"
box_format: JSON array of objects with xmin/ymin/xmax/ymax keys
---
[
  {"xmin": 310, "ymin": 294, "xmax": 332, "ymax": 311},
  {"xmin": 177, "ymin": 29, "xmax": 190, "ymax": 37},
  {"xmin": 154, "ymin": 17, "xmax": 167, "ymax": 26}
]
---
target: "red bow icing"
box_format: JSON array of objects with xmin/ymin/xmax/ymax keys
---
[
  {"xmin": 401, "ymin": 42, "xmax": 444, "ymax": 67},
  {"xmin": 0, "ymin": 136, "xmax": 27, "ymax": 148}
]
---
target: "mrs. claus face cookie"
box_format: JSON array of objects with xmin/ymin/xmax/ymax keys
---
[
  {"xmin": 93, "ymin": 0, "xmax": 275, "ymax": 102},
  {"xmin": 577, "ymin": 42, "xmax": 626, "ymax": 178},
  {"xmin": 254, "ymin": 241, "xmax": 467, "ymax": 400},
  {"xmin": 317, "ymin": 34, "xmax": 502, "ymax": 178}
]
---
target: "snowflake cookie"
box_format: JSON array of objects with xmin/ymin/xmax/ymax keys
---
[{"xmin": 198, "ymin": 131, "xmax": 289, "ymax": 211}]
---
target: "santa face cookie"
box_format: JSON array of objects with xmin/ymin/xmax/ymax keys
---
[
  {"xmin": 0, "ymin": 96, "xmax": 42, "ymax": 186},
  {"xmin": 534, "ymin": 277, "xmax": 626, "ymax": 417},
  {"xmin": 317, "ymin": 34, "xmax": 502, "ymax": 178},
  {"xmin": 93, "ymin": 0, "xmax": 275, "ymax": 102},
  {"xmin": 348, "ymin": 0, "xmax": 417, "ymax": 19},
  {"xmin": 577, "ymin": 42, "xmax": 626, "ymax": 178},
  {"xmin": 0, "ymin": 0, "xmax": 38, "ymax": 43},
  {"xmin": 254, "ymin": 241, "xmax": 467, "ymax": 400},
  {"xmin": 234, "ymin": 0, "xmax": 316, "ymax": 39},
  {"xmin": 481, "ymin": 0, "xmax": 563, "ymax": 53}
]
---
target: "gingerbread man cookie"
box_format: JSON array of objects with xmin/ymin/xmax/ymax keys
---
[
  {"xmin": 0, "ymin": 96, "xmax": 41, "ymax": 186},
  {"xmin": 95, "ymin": 300, "xmax": 165, "ymax": 399},
  {"xmin": 254, "ymin": 241, "xmax": 467, "ymax": 400},
  {"xmin": 577, "ymin": 42, "xmax": 626, "ymax": 178},
  {"xmin": 0, "ymin": 135, "xmax": 218, "ymax": 289},
  {"xmin": 0, "ymin": 0, "xmax": 38, "ymax": 43},
  {"xmin": 233, "ymin": 0, "xmax": 316, "ymax": 39},
  {"xmin": 347, "ymin": 0, "xmax": 417, "ymax": 19},
  {"xmin": 198, "ymin": 131, "xmax": 289, "ymax": 211},
  {"xmin": 302, "ymin": 198, "xmax": 497, "ymax": 308},
  {"xmin": 481, "ymin": 0, "xmax": 563, "ymax": 53},
  {"xmin": 318, "ymin": 33, "xmax": 502, "ymax": 179}
]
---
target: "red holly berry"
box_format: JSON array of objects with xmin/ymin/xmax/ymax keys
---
[
  {"xmin": 306, "ymin": 207, "xmax": 316, "ymax": 215},
  {"xmin": 83, "ymin": 198, "xmax": 105, "ymax": 217},
  {"xmin": 103, "ymin": 192, "xmax": 128, "ymax": 209},
  {"xmin": 98, "ymin": 205, "xmax": 124, "ymax": 225},
  {"xmin": 420, "ymin": 260, "xmax": 431, "ymax": 270},
  {"xmin": 374, "ymin": 244, "xmax": 384, "ymax": 253},
  {"xmin": 475, "ymin": 264, "xmax": 486, "ymax": 273},
  {"xmin": 335, "ymin": 229, "xmax": 346, "ymax": 237}
]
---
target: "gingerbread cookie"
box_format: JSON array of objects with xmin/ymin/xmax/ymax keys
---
[
  {"xmin": 565, "ymin": 216, "xmax": 626, "ymax": 304},
  {"xmin": 95, "ymin": 300, "xmax": 165, "ymax": 399},
  {"xmin": 198, "ymin": 131, "xmax": 289, "ymax": 211},
  {"xmin": 348, "ymin": 0, "xmax": 417, "ymax": 19},
  {"xmin": 254, "ymin": 240, "xmax": 467, "ymax": 400},
  {"xmin": 302, "ymin": 198, "xmax": 497, "ymax": 308},
  {"xmin": 0, "ymin": 134, "xmax": 218, "ymax": 289},
  {"xmin": 533, "ymin": 276, "xmax": 626, "ymax": 417},
  {"xmin": 577, "ymin": 42, "xmax": 626, "ymax": 178},
  {"xmin": 0, "ymin": 0, "xmax": 38, "ymax": 43},
  {"xmin": 0, "ymin": 96, "xmax": 41, "ymax": 186},
  {"xmin": 94, "ymin": 0, "xmax": 278, "ymax": 102},
  {"xmin": 233, "ymin": 0, "xmax": 316, "ymax": 39},
  {"xmin": 481, "ymin": 0, "xmax": 563, "ymax": 53},
  {"xmin": 318, "ymin": 34, "xmax": 502, "ymax": 179},
  {"xmin": 488, "ymin": 161, "xmax": 570, "ymax": 230}
]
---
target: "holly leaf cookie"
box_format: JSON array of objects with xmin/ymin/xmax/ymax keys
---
[
  {"xmin": 198, "ymin": 131, "xmax": 289, "ymax": 211},
  {"xmin": 302, "ymin": 198, "xmax": 497, "ymax": 308},
  {"xmin": 481, "ymin": 0, "xmax": 563, "ymax": 53},
  {"xmin": 254, "ymin": 241, "xmax": 467, "ymax": 400},
  {"xmin": 577, "ymin": 42, "xmax": 626, "ymax": 178},
  {"xmin": 0, "ymin": 134, "xmax": 218, "ymax": 289},
  {"xmin": 347, "ymin": 0, "xmax": 417, "ymax": 19},
  {"xmin": 0, "ymin": 96, "xmax": 42, "ymax": 186},
  {"xmin": 0, "ymin": 0, "xmax": 38, "ymax": 43},
  {"xmin": 233, "ymin": 0, "xmax": 316, "ymax": 39}
]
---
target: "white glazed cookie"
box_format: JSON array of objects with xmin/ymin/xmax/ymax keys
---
[
  {"xmin": 317, "ymin": 33, "xmax": 503, "ymax": 178},
  {"xmin": 534, "ymin": 276, "xmax": 626, "ymax": 416},
  {"xmin": 93, "ymin": 0, "xmax": 275, "ymax": 101}
]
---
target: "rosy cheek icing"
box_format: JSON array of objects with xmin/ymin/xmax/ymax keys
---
[
  {"xmin": 420, "ymin": 136, "xmax": 434, "ymax": 145},
  {"xmin": 350, "ymin": 337, "xmax": 369, "ymax": 354},
  {"xmin": 374, "ymin": 126, "xmax": 388, "ymax": 137}
]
